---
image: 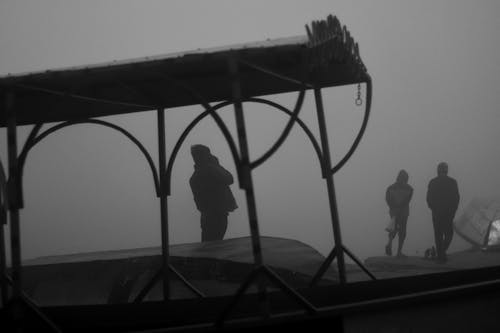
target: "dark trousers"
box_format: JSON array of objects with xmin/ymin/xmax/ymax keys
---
[
  {"xmin": 201, "ymin": 211, "xmax": 228, "ymax": 242},
  {"xmin": 432, "ymin": 211, "xmax": 454, "ymax": 259},
  {"xmin": 389, "ymin": 213, "xmax": 408, "ymax": 240}
]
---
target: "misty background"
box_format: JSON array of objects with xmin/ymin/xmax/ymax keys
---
[{"xmin": 1, "ymin": 1, "xmax": 499, "ymax": 266}]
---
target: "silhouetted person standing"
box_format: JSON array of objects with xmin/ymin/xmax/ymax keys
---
[
  {"xmin": 426, "ymin": 162, "xmax": 460, "ymax": 263},
  {"xmin": 385, "ymin": 170, "xmax": 413, "ymax": 257},
  {"xmin": 190, "ymin": 145, "xmax": 237, "ymax": 242}
]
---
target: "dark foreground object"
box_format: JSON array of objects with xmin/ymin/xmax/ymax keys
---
[{"xmin": 2, "ymin": 264, "xmax": 500, "ymax": 332}]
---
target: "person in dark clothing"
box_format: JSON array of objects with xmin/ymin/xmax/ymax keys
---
[
  {"xmin": 385, "ymin": 170, "xmax": 413, "ymax": 257},
  {"xmin": 190, "ymin": 145, "xmax": 238, "ymax": 242},
  {"xmin": 426, "ymin": 162, "xmax": 460, "ymax": 263}
]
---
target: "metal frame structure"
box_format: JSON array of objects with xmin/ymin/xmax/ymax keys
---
[{"xmin": 0, "ymin": 14, "xmax": 377, "ymax": 331}]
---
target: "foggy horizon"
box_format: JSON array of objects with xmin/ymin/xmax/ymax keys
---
[{"xmin": 1, "ymin": 0, "xmax": 500, "ymax": 266}]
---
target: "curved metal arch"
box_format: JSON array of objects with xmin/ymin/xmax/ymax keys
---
[
  {"xmin": 19, "ymin": 123, "xmax": 43, "ymax": 164},
  {"xmin": 330, "ymin": 77, "xmax": 372, "ymax": 174},
  {"xmin": 165, "ymin": 97, "xmax": 325, "ymax": 195},
  {"xmin": 19, "ymin": 119, "xmax": 161, "ymax": 196},
  {"xmin": 246, "ymin": 91, "xmax": 320, "ymax": 170},
  {"xmin": 165, "ymin": 101, "xmax": 237, "ymax": 195},
  {"xmin": 155, "ymin": 74, "xmax": 241, "ymax": 167},
  {"xmin": 14, "ymin": 123, "xmax": 44, "ymax": 207}
]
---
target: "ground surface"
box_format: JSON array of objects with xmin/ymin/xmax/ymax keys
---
[{"xmin": 347, "ymin": 248, "xmax": 500, "ymax": 281}]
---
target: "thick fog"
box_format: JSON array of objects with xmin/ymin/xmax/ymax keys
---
[{"xmin": 1, "ymin": 1, "xmax": 500, "ymax": 264}]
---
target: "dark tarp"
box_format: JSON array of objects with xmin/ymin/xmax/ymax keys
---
[{"xmin": 20, "ymin": 236, "xmax": 337, "ymax": 306}]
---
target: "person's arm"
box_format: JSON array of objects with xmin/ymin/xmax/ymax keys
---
[
  {"xmin": 210, "ymin": 164, "xmax": 234, "ymax": 185},
  {"xmin": 426, "ymin": 181, "xmax": 434, "ymax": 209},
  {"xmin": 189, "ymin": 176, "xmax": 202, "ymax": 211},
  {"xmin": 406, "ymin": 186, "xmax": 414, "ymax": 206},
  {"xmin": 452, "ymin": 179, "xmax": 460, "ymax": 213},
  {"xmin": 386, "ymin": 186, "xmax": 394, "ymax": 209}
]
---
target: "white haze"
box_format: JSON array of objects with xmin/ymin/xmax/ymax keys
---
[{"xmin": 1, "ymin": 1, "xmax": 500, "ymax": 265}]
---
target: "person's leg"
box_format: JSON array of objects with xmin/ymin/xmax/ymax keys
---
[
  {"xmin": 386, "ymin": 230, "xmax": 395, "ymax": 256},
  {"xmin": 432, "ymin": 212, "xmax": 444, "ymax": 260},
  {"xmin": 396, "ymin": 215, "xmax": 408, "ymax": 257},
  {"xmin": 202, "ymin": 211, "xmax": 228, "ymax": 241},
  {"xmin": 442, "ymin": 214, "xmax": 454, "ymax": 255},
  {"xmin": 386, "ymin": 214, "xmax": 396, "ymax": 256},
  {"xmin": 213, "ymin": 212, "xmax": 228, "ymax": 240},
  {"xmin": 201, "ymin": 213, "xmax": 210, "ymax": 242},
  {"xmin": 202, "ymin": 212, "xmax": 219, "ymax": 242}
]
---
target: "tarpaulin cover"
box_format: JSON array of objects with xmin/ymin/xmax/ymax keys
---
[
  {"xmin": 20, "ymin": 236, "xmax": 336, "ymax": 305},
  {"xmin": 454, "ymin": 197, "xmax": 500, "ymax": 246}
]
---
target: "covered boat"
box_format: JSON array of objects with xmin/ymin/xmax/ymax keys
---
[
  {"xmin": 20, "ymin": 237, "xmax": 337, "ymax": 306},
  {"xmin": 1, "ymin": 13, "xmax": 500, "ymax": 333}
]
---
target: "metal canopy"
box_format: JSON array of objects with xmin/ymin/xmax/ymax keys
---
[
  {"xmin": 0, "ymin": 31, "xmax": 368, "ymax": 126},
  {"xmin": 1, "ymin": 14, "xmax": 375, "ymax": 331}
]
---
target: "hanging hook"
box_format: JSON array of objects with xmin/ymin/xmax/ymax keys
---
[{"xmin": 355, "ymin": 83, "xmax": 363, "ymax": 106}]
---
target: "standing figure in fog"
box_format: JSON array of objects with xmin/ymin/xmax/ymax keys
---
[
  {"xmin": 190, "ymin": 144, "xmax": 238, "ymax": 242},
  {"xmin": 426, "ymin": 162, "xmax": 460, "ymax": 263},
  {"xmin": 385, "ymin": 169, "xmax": 413, "ymax": 257}
]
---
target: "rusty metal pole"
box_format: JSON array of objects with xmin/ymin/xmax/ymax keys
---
[
  {"xmin": 157, "ymin": 108, "xmax": 170, "ymax": 300},
  {"xmin": 313, "ymin": 87, "xmax": 347, "ymax": 284}
]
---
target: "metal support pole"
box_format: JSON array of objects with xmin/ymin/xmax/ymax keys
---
[
  {"xmin": 229, "ymin": 58, "xmax": 264, "ymax": 267},
  {"xmin": 157, "ymin": 108, "xmax": 170, "ymax": 300},
  {"xmin": 6, "ymin": 92, "xmax": 23, "ymax": 298},
  {"xmin": 0, "ymin": 220, "xmax": 7, "ymax": 306},
  {"xmin": 309, "ymin": 246, "xmax": 337, "ymax": 287},
  {"xmin": 0, "ymin": 160, "xmax": 7, "ymax": 305},
  {"xmin": 313, "ymin": 87, "xmax": 347, "ymax": 284},
  {"xmin": 228, "ymin": 57, "xmax": 268, "ymax": 306},
  {"xmin": 342, "ymin": 245, "xmax": 376, "ymax": 280}
]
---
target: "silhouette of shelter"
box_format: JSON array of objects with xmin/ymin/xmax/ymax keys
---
[{"xmin": 2, "ymin": 14, "xmax": 499, "ymax": 332}]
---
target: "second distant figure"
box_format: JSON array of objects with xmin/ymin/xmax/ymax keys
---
[
  {"xmin": 426, "ymin": 162, "xmax": 460, "ymax": 263},
  {"xmin": 385, "ymin": 170, "xmax": 414, "ymax": 257},
  {"xmin": 190, "ymin": 145, "xmax": 238, "ymax": 242}
]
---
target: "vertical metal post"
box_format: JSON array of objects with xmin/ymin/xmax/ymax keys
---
[
  {"xmin": 0, "ymin": 216, "xmax": 7, "ymax": 306},
  {"xmin": 313, "ymin": 87, "xmax": 347, "ymax": 284},
  {"xmin": 6, "ymin": 92, "xmax": 23, "ymax": 298},
  {"xmin": 229, "ymin": 57, "xmax": 264, "ymax": 267},
  {"xmin": 0, "ymin": 161, "xmax": 7, "ymax": 306},
  {"xmin": 228, "ymin": 58, "xmax": 268, "ymax": 304},
  {"xmin": 157, "ymin": 108, "xmax": 170, "ymax": 300}
]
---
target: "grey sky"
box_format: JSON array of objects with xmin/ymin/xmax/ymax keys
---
[{"xmin": 1, "ymin": 1, "xmax": 500, "ymax": 262}]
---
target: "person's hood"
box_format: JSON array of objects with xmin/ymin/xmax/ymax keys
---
[
  {"xmin": 396, "ymin": 170, "xmax": 409, "ymax": 184},
  {"xmin": 191, "ymin": 144, "xmax": 212, "ymax": 165}
]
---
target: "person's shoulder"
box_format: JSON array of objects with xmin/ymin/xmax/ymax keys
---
[
  {"xmin": 189, "ymin": 170, "xmax": 201, "ymax": 182},
  {"xmin": 387, "ymin": 183, "xmax": 396, "ymax": 191},
  {"xmin": 443, "ymin": 175, "xmax": 456, "ymax": 182}
]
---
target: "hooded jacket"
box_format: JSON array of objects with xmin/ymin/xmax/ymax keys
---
[
  {"xmin": 189, "ymin": 147, "xmax": 237, "ymax": 214},
  {"xmin": 386, "ymin": 170, "xmax": 413, "ymax": 217}
]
